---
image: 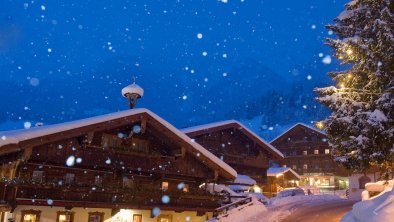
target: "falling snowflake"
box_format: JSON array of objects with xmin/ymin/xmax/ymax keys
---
[
  {"xmin": 177, "ymin": 182, "xmax": 185, "ymax": 190},
  {"xmin": 66, "ymin": 156, "xmax": 76, "ymax": 167},
  {"xmin": 76, "ymin": 157, "xmax": 82, "ymax": 164},
  {"xmin": 133, "ymin": 125, "xmax": 142, "ymax": 134},
  {"xmin": 182, "ymin": 95, "xmax": 188, "ymax": 100},
  {"xmin": 152, "ymin": 207, "xmax": 161, "ymax": 217},
  {"xmin": 105, "ymin": 158, "xmax": 111, "ymax": 164},
  {"xmin": 322, "ymin": 55, "xmax": 332, "ymax": 64},
  {"xmin": 161, "ymin": 195, "xmax": 170, "ymax": 204},
  {"xmin": 24, "ymin": 122, "xmax": 32, "ymax": 129},
  {"xmin": 197, "ymin": 33, "xmax": 203, "ymax": 39},
  {"xmin": 202, "ymin": 51, "xmax": 208, "ymax": 56},
  {"xmin": 307, "ymin": 75, "xmax": 312, "ymax": 80}
]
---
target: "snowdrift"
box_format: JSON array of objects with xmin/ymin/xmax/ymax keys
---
[{"xmin": 341, "ymin": 179, "xmax": 394, "ymax": 222}]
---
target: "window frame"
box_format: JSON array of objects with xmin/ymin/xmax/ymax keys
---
[
  {"xmin": 56, "ymin": 211, "xmax": 75, "ymax": 222},
  {"xmin": 88, "ymin": 212, "xmax": 105, "ymax": 222},
  {"xmin": 21, "ymin": 209, "xmax": 41, "ymax": 222}
]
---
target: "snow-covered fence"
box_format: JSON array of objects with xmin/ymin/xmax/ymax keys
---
[{"xmin": 213, "ymin": 196, "xmax": 252, "ymax": 217}]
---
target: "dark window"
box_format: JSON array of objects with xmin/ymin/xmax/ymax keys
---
[{"xmin": 358, "ymin": 175, "xmax": 371, "ymax": 189}]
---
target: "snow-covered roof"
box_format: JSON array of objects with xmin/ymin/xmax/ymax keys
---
[
  {"xmin": 182, "ymin": 120, "xmax": 284, "ymax": 159},
  {"xmin": 0, "ymin": 108, "xmax": 236, "ymax": 180},
  {"xmin": 270, "ymin": 122, "xmax": 326, "ymax": 144},
  {"xmin": 234, "ymin": 174, "xmax": 256, "ymax": 185},
  {"xmin": 267, "ymin": 167, "xmax": 301, "ymax": 180}
]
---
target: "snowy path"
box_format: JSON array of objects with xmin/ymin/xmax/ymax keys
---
[{"xmin": 280, "ymin": 199, "xmax": 356, "ymax": 222}]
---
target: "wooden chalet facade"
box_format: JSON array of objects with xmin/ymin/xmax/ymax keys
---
[
  {"xmin": 0, "ymin": 108, "xmax": 236, "ymax": 222},
  {"xmin": 270, "ymin": 123, "xmax": 349, "ymax": 190},
  {"xmin": 182, "ymin": 121, "xmax": 284, "ymax": 185}
]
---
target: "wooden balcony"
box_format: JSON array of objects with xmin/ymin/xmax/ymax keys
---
[{"xmin": 1, "ymin": 182, "xmax": 221, "ymax": 211}]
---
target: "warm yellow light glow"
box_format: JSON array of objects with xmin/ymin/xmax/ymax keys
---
[
  {"xmin": 347, "ymin": 73, "xmax": 352, "ymax": 79},
  {"xmin": 339, "ymin": 83, "xmax": 345, "ymax": 89},
  {"xmin": 59, "ymin": 215, "xmax": 66, "ymax": 221},
  {"xmin": 346, "ymin": 49, "xmax": 353, "ymax": 55},
  {"xmin": 338, "ymin": 55, "xmax": 344, "ymax": 60},
  {"xmin": 316, "ymin": 121, "xmax": 324, "ymax": 130},
  {"xmin": 252, "ymin": 185, "xmax": 262, "ymax": 193},
  {"xmin": 276, "ymin": 173, "xmax": 284, "ymax": 178}
]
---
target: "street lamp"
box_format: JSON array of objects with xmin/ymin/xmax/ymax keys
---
[{"xmin": 121, "ymin": 82, "xmax": 144, "ymax": 109}]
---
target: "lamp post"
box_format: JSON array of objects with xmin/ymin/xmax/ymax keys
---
[{"xmin": 121, "ymin": 82, "xmax": 144, "ymax": 109}]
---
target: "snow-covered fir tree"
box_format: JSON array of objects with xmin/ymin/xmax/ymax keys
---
[{"xmin": 316, "ymin": 0, "xmax": 394, "ymax": 179}]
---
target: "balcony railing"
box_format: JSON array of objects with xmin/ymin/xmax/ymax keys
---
[{"xmin": 1, "ymin": 181, "xmax": 221, "ymax": 210}]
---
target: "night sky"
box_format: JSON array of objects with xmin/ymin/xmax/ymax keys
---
[{"xmin": 0, "ymin": 0, "xmax": 347, "ymax": 137}]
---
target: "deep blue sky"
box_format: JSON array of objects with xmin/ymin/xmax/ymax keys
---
[{"xmin": 0, "ymin": 0, "xmax": 347, "ymax": 134}]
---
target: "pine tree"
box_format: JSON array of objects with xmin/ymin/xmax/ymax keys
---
[{"xmin": 316, "ymin": 0, "xmax": 394, "ymax": 179}]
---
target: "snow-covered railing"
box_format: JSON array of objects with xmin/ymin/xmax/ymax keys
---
[{"xmin": 213, "ymin": 196, "xmax": 252, "ymax": 217}]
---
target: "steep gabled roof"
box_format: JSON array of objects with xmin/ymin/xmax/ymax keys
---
[
  {"xmin": 182, "ymin": 120, "xmax": 284, "ymax": 159},
  {"xmin": 270, "ymin": 122, "xmax": 326, "ymax": 144},
  {"xmin": 0, "ymin": 108, "xmax": 237, "ymax": 180}
]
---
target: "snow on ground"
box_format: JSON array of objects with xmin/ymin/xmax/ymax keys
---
[
  {"xmin": 207, "ymin": 197, "xmax": 267, "ymax": 222},
  {"xmin": 341, "ymin": 179, "xmax": 394, "ymax": 222},
  {"xmin": 209, "ymin": 194, "xmax": 342, "ymax": 222}
]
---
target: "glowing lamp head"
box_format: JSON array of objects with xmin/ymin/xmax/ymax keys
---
[{"xmin": 315, "ymin": 121, "xmax": 324, "ymax": 130}]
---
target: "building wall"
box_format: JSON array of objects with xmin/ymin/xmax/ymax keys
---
[
  {"xmin": 348, "ymin": 173, "xmax": 378, "ymax": 200},
  {"xmin": 5, "ymin": 205, "xmax": 212, "ymax": 222}
]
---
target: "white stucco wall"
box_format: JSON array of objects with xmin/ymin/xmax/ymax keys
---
[{"xmin": 348, "ymin": 173, "xmax": 378, "ymax": 200}]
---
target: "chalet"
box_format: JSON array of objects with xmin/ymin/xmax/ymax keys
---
[
  {"xmin": 182, "ymin": 120, "xmax": 284, "ymax": 187},
  {"xmin": 265, "ymin": 167, "xmax": 300, "ymax": 196},
  {"xmin": 0, "ymin": 108, "xmax": 236, "ymax": 222},
  {"xmin": 270, "ymin": 123, "xmax": 349, "ymax": 190}
]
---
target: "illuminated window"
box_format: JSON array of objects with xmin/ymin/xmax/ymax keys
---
[
  {"xmin": 292, "ymin": 165, "xmax": 297, "ymax": 170},
  {"xmin": 133, "ymin": 214, "xmax": 142, "ymax": 222},
  {"xmin": 88, "ymin": 212, "xmax": 104, "ymax": 222},
  {"xmin": 303, "ymin": 151, "xmax": 307, "ymax": 155},
  {"xmin": 314, "ymin": 150, "xmax": 319, "ymax": 155},
  {"xmin": 56, "ymin": 211, "xmax": 74, "ymax": 222},
  {"xmin": 183, "ymin": 184, "xmax": 189, "ymax": 192},
  {"xmin": 21, "ymin": 210, "xmax": 41, "ymax": 222},
  {"xmin": 282, "ymin": 164, "xmax": 287, "ymax": 168},
  {"xmin": 32, "ymin": 171, "xmax": 44, "ymax": 183},
  {"xmin": 157, "ymin": 215, "xmax": 172, "ymax": 222},
  {"xmin": 162, "ymin": 181, "xmax": 169, "ymax": 191},
  {"xmin": 325, "ymin": 149, "xmax": 330, "ymax": 154},
  {"xmin": 303, "ymin": 164, "xmax": 308, "ymax": 170}
]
